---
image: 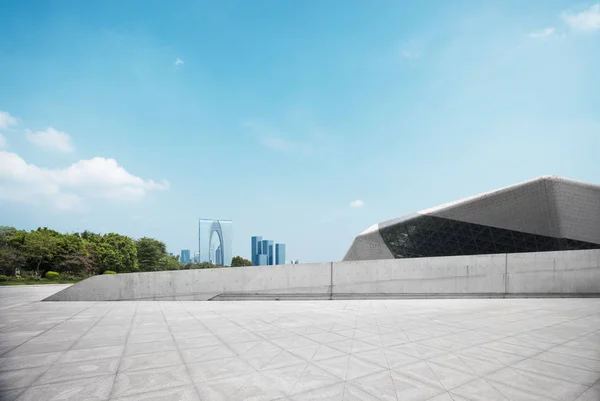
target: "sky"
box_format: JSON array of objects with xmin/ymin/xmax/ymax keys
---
[{"xmin": 0, "ymin": 0, "xmax": 599, "ymax": 263}]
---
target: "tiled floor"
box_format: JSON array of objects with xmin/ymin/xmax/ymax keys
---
[{"xmin": 0, "ymin": 286, "xmax": 599, "ymax": 400}]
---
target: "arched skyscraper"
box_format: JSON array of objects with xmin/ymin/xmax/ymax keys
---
[{"xmin": 199, "ymin": 219, "xmax": 232, "ymax": 266}]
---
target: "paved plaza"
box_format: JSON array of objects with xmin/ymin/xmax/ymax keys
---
[{"xmin": 0, "ymin": 286, "xmax": 599, "ymax": 401}]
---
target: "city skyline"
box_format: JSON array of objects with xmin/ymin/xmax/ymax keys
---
[
  {"xmin": 0, "ymin": 1, "xmax": 599, "ymax": 262},
  {"xmin": 251, "ymin": 235, "xmax": 287, "ymax": 266}
]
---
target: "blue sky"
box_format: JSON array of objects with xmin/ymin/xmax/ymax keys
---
[{"xmin": 1, "ymin": 0, "xmax": 599, "ymax": 262}]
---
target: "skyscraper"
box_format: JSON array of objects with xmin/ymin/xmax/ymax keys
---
[
  {"xmin": 261, "ymin": 240, "xmax": 273, "ymax": 265},
  {"xmin": 251, "ymin": 236, "xmax": 262, "ymax": 266},
  {"xmin": 180, "ymin": 249, "xmax": 191, "ymax": 264},
  {"xmin": 252, "ymin": 236, "xmax": 287, "ymax": 266},
  {"xmin": 275, "ymin": 244, "xmax": 286, "ymax": 265},
  {"xmin": 199, "ymin": 219, "xmax": 232, "ymax": 266}
]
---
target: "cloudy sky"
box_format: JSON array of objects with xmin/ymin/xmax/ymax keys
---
[{"xmin": 1, "ymin": 0, "xmax": 599, "ymax": 262}]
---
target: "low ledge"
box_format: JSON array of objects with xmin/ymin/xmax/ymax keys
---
[{"xmin": 209, "ymin": 292, "xmax": 600, "ymax": 301}]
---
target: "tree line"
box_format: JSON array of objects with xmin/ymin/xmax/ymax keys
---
[{"xmin": 0, "ymin": 226, "xmax": 252, "ymax": 278}]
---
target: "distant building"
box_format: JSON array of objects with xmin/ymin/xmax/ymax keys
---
[
  {"xmin": 257, "ymin": 254, "xmax": 267, "ymax": 266},
  {"xmin": 180, "ymin": 249, "xmax": 191, "ymax": 264},
  {"xmin": 252, "ymin": 236, "xmax": 287, "ymax": 266},
  {"xmin": 251, "ymin": 236, "xmax": 262, "ymax": 265},
  {"xmin": 199, "ymin": 219, "xmax": 232, "ymax": 266},
  {"xmin": 261, "ymin": 240, "xmax": 273, "ymax": 265},
  {"xmin": 275, "ymin": 244, "xmax": 286, "ymax": 265}
]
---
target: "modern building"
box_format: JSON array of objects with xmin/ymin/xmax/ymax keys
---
[
  {"xmin": 344, "ymin": 176, "xmax": 600, "ymax": 261},
  {"xmin": 262, "ymin": 240, "xmax": 274, "ymax": 265},
  {"xmin": 251, "ymin": 236, "xmax": 286, "ymax": 266},
  {"xmin": 180, "ymin": 249, "xmax": 191, "ymax": 264},
  {"xmin": 251, "ymin": 236, "xmax": 262, "ymax": 265},
  {"xmin": 199, "ymin": 219, "xmax": 232, "ymax": 266},
  {"xmin": 275, "ymin": 244, "xmax": 286, "ymax": 265}
]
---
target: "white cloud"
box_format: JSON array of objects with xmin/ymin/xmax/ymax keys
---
[
  {"xmin": 562, "ymin": 4, "xmax": 600, "ymax": 32},
  {"xmin": 528, "ymin": 27, "xmax": 556, "ymax": 39},
  {"xmin": 0, "ymin": 151, "xmax": 170, "ymax": 210},
  {"xmin": 175, "ymin": 57, "xmax": 184, "ymax": 66},
  {"xmin": 0, "ymin": 111, "xmax": 17, "ymax": 129},
  {"xmin": 26, "ymin": 127, "xmax": 76, "ymax": 153},
  {"xmin": 0, "ymin": 133, "xmax": 6, "ymax": 149},
  {"xmin": 349, "ymin": 199, "xmax": 364, "ymax": 208}
]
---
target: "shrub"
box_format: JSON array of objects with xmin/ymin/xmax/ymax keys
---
[
  {"xmin": 45, "ymin": 271, "xmax": 59, "ymax": 280},
  {"xmin": 0, "ymin": 275, "xmax": 8, "ymax": 282},
  {"xmin": 58, "ymin": 273, "xmax": 76, "ymax": 281},
  {"xmin": 103, "ymin": 270, "xmax": 116, "ymax": 275}
]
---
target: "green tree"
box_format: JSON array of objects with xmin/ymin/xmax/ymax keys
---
[
  {"xmin": 231, "ymin": 256, "xmax": 253, "ymax": 267},
  {"xmin": 22, "ymin": 229, "xmax": 60, "ymax": 275},
  {"xmin": 59, "ymin": 251, "xmax": 95, "ymax": 276},
  {"xmin": 136, "ymin": 237, "xmax": 167, "ymax": 271},
  {"xmin": 0, "ymin": 245, "xmax": 26, "ymax": 276},
  {"xmin": 156, "ymin": 254, "xmax": 180, "ymax": 271},
  {"xmin": 95, "ymin": 233, "xmax": 138, "ymax": 273}
]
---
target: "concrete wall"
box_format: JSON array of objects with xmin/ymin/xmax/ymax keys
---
[{"xmin": 44, "ymin": 249, "xmax": 600, "ymax": 301}]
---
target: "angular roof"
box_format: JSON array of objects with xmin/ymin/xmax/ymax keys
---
[{"xmin": 344, "ymin": 176, "xmax": 600, "ymax": 261}]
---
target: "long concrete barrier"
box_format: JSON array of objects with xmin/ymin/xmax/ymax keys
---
[{"xmin": 44, "ymin": 249, "xmax": 600, "ymax": 301}]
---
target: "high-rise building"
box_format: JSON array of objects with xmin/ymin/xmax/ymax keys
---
[
  {"xmin": 199, "ymin": 219, "xmax": 232, "ymax": 266},
  {"xmin": 180, "ymin": 249, "xmax": 191, "ymax": 264},
  {"xmin": 251, "ymin": 236, "xmax": 262, "ymax": 266},
  {"xmin": 275, "ymin": 244, "xmax": 286, "ymax": 265},
  {"xmin": 257, "ymin": 254, "xmax": 267, "ymax": 266},
  {"xmin": 261, "ymin": 240, "xmax": 273, "ymax": 265},
  {"xmin": 215, "ymin": 245, "xmax": 222, "ymax": 265},
  {"xmin": 252, "ymin": 236, "xmax": 287, "ymax": 266}
]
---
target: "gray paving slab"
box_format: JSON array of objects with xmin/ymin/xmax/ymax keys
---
[{"xmin": 0, "ymin": 286, "xmax": 599, "ymax": 400}]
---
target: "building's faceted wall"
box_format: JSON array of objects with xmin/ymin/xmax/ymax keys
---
[{"xmin": 344, "ymin": 176, "xmax": 600, "ymax": 261}]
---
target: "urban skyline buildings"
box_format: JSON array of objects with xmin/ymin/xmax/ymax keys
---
[
  {"xmin": 180, "ymin": 249, "xmax": 191, "ymax": 264},
  {"xmin": 251, "ymin": 235, "xmax": 286, "ymax": 266},
  {"xmin": 199, "ymin": 219, "xmax": 232, "ymax": 266}
]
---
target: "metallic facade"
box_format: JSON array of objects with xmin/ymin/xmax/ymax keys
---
[
  {"xmin": 344, "ymin": 176, "xmax": 600, "ymax": 261},
  {"xmin": 199, "ymin": 219, "xmax": 232, "ymax": 266}
]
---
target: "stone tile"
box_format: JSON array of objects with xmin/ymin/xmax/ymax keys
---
[
  {"xmin": 111, "ymin": 364, "xmax": 192, "ymax": 398},
  {"xmin": 58, "ymin": 345, "xmax": 124, "ymax": 364},
  {"xmin": 514, "ymin": 357, "xmax": 600, "ymax": 386},
  {"xmin": 342, "ymin": 382, "xmax": 380, "ymax": 400},
  {"xmin": 393, "ymin": 361, "xmax": 445, "ymax": 391},
  {"xmin": 0, "ymin": 388, "xmax": 25, "ymax": 401},
  {"xmin": 127, "ymin": 331, "xmax": 173, "ymax": 344},
  {"xmin": 35, "ymin": 357, "xmax": 120, "ymax": 385},
  {"xmin": 290, "ymin": 382, "xmax": 345, "ymax": 401},
  {"xmin": 188, "ymin": 357, "xmax": 257, "ymax": 383},
  {"xmin": 289, "ymin": 364, "xmax": 342, "ymax": 395},
  {"xmin": 0, "ymin": 366, "xmax": 48, "ymax": 390},
  {"xmin": 533, "ymin": 351, "xmax": 600, "ymax": 372},
  {"xmin": 2, "ymin": 288, "xmax": 600, "ymax": 401},
  {"xmin": 451, "ymin": 378, "xmax": 555, "ymax": 401},
  {"xmin": 0, "ymin": 352, "xmax": 62, "ymax": 372},
  {"xmin": 16, "ymin": 374, "xmax": 114, "ymax": 401},
  {"xmin": 2, "ymin": 340, "xmax": 75, "ymax": 357},
  {"xmin": 180, "ymin": 345, "xmax": 236, "ymax": 364},
  {"xmin": 195, "ymin": 374, "xmax": 252, "ymax": 401},
  {"xmin": 552, "ymin": 344, "xmax": 600, "ymax": 361},
  {"xmin": 575, "ymin": 387, "xmax": 600, "ymax": 401},
  {"xmin": 73, "ymin": 335, "xmax": 129, "ymax": 350},
  {"xmin": 175, "ymin": 335, "xmax": 223, "ymax": 350},
  {"xmin": 119, "ymin": 350, "xmax": 183, "ymax": 373},
  {"xmin": 111, "ymin": 385, "xmax": 200, "ymax": 401},
  {"xmin": 124, "ymin": 339, "xmax": 177, "ymax": 356},
  {"xmin": 348, "ymin": 370, "xmax": 397, "ymax": 401},
  {"xmin": 486, "ymin": 366, "xmax": 588, "ymax": 401}
]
